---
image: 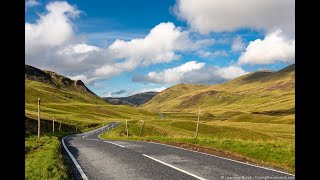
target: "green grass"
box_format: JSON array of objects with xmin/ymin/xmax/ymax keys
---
[
  {"xmin": 140, "ymin": 65, "xmax": 295, "ymax": 116},
  {"xmin": 25, "ymin": 135, "xmax": 69, "ymax": 180},
  {"xmin": 100, "ymin": 119, "xmax": 295, "ymax": 173},
  {"xmin": 25, "ymin": 80, "xmax": 158, "ymax": 128},
  {"xmin": 25, "ymin": 64, "xmax": 295, "ymax": 176},
  {"xmin": 25, "ymin": 79, "xmax": 159, "ymax": 179},
  {"xmin": 25, "ymin": 115, "xmax": 78, "ymax": 180}
]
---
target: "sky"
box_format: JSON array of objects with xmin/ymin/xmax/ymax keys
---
[{"xmin": 25, "ymin": 0, "xmax": 295, "ymax": 97}]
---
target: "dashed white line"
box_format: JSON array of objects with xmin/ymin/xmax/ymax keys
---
[
  {"xmin": 62, "ymin": 136, "xmax": 88, "ymax": 180},
  {"xmin": 145, "ymin": 141, "xmax": 294, "ymax": 176},
  {"xmin": 142, "ymin": 154, "xmax": 205, "ymax": 180},
  {"xmin": 104, "ymin": 141, "xmax": 125, "ymax": 148}
]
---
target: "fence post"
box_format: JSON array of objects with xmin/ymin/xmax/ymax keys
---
[
  {"xmin": 126, "ymin": 119, "xmax": 128, "ymax": 137},
  {"xmin": 195, "ymin": 106, "xmax": 200, "ymax": 139},
  {"xmin": 38, "ymin": 98, "xmax": 41, "ymax": 139},
  {"xmin": 53, "ymin": 117, "xmax": 55, "ymax": 134},
  {"xmin": 139, "ymin": 120, "xmax": 144, "ymax": 137},
  {"xmin": 59, "ymin": 121, "xmax": 61, "ymax": 131}
]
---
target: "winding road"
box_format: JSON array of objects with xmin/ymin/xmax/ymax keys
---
[{"xmin": 62, "ymin": 122, "xmax": 295, "ymax": 180}]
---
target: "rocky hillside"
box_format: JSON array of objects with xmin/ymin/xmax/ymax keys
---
[
  {"xmin": 104, "ymin": 91, "xmax": 159, "ymax": 106},
  {"xmin": 25, "ymin": 64, "xmax": 106, "ymax": 104}
]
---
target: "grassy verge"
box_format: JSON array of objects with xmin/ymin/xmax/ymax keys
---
[
  {"xmin": 25, "ymin": 134, "xmax": 69, "ymax": 180},
  {"xmin": 25, "ymin": 116, "xmax": 102, "ymax": 180},
  {"xmin": 100, "ymin": 120, "xmax": 295, "ymax": 174}
]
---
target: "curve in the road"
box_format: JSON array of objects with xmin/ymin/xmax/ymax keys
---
[{"xmin": 62, "ymin": 122, "xmax": 295, "ymax": 180}]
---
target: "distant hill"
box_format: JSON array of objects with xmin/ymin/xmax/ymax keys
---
[
  {"xmin": 141, "ymin": 64, "xmax": 295, "ymax": 123},
  {"xmin": 25, "ymin": 64, "xmax": 106, "ymax": 104},
  {"xmin": 104, "ymin": 91, "xmax": 159, "ymax": 106}
]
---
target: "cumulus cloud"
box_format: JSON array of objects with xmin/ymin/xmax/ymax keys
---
[
  {"xmin": 109, "ymin": 22, "xmax": 214, "ymax": 65},
  {"xmin": 102, "ymin": 91, "xmax": 112, "ymax": 97},
  {"xmin": 58, "ymin": 43, "xmax": 100, "ymax": 55},
  {"xmin": 231, "ymin": 36, "xmax": 246, "ymax": 52},
  {"xmin": 181, "ymin": 66, "xmax": 247, "ymax": 84},
  {"xmin": 25, "ymin": 1, "xmax": 80, "ymax": 53},
  {"xmin": 238, "ymin": 30, "xmax": 295, "ymax": 65},
  {"xmin": 197, "ymin": 50, "xmax": 228, "ymax": 58},
  {"xmin": 133, "ymin": 61, "xmax": 246, "ymax": 84},
  {"xmin": 174, "ymin": 0, "xmax": 295, "ymax": 35},
  {"xmin": 133, "ymin": 61, "xmax": 205, "ymax": 84},
  {"xmin": 26, "ymin": 0, "xmax": 40, "ymax": 9},
  {"xmin": 25, "ymin": 2, "xmax": 215, "ymax": 85}
]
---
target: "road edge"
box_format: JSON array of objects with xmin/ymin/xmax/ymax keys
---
[{"xmin": 62, "ymin": 135, "xmax": 89, "ymax": 180}]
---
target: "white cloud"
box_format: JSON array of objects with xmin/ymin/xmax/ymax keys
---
[
  {"xmin": 25, "ymin": 1, "xmax": 80, "ymax": 53},
  {"xmin": 58, "ymin": 43, "xmax": 100, "ymax": 55},
  {"xmin": 26, "ymin": 0, "xmax": 40, "ymax": 9},
  {"xmin": 109, "ymin": 22, "xmax": 214, "ymax": 65},
  {"xmin": 238, "ymin": 30, "xmax": 295, "ymax": 65},
  {"xmin": 68, "ymin": 75, "xmax": 98, "ymax": 84},
  {"xmin": 25, "ymin": 2, "xmax": 215, "ymax": 85},
  {"xmin": 180, "ymin": 66, "xmax": 247, "ymax": 84},
  {"xmin": 102, "ymin": 91, "xmax": 112, "ymax": 97},
  {"xmin": 197, "ymin": 50, "xmax": 212, "ymax": 58},
  {"xmin": 231, "ymin": 36, "xmax": 245, "ymax": 52},
  {"xmin": 174, "ymin": 0, "xmax": 295, "ymax": 35},
  {"xmin": 93, "ymin": 64, "xmax": 122, "ymax": 77},
  {"xmin": 216, "ymin": 66, "xmax": 247, "ymax": 80},
  {"xmin": 197, "ymin": 50, "xmax": 228, "ymax": 58},
  {"xmin": 133, "ymin": 61, "xmax": 205, "ymax": 84},
  {"xmin": 133, "ymin": 61, "xmax": 247, "ymax": 84}
]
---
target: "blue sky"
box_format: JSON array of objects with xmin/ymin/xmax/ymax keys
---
[{"xmin": 25, "ymin": 0, "xmax": 295, "ymax": 97}]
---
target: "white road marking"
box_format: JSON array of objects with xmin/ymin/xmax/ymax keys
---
[
  {"xmin": 104, "ymin": 141, "xmax": 125, "ymax": 148},
  {"xmin": 62, "ymin": 136, "xmax": 88, "ymax": 180},
  {"xmin": 145, "ymin": 141, "xmax": 294, "ymax": 176},
  {"xmin": 98, "ymin": 134, "xmax": 103, "ymax": 139},
  {"xmin": 143, "ymin": 154, "xmax": 205, "ymax": 180}
]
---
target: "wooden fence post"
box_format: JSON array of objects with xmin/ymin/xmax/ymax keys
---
[
  {"xmin": 126, "ymin": 119, "xmax": 128, "ymax": 137},
  {"xmin": 195, "ymin": 106, "xmax": 200, "ymax": 139},
  {"xmin": 139, "ymin": 120, "xmax": 144, "ymax": 137},
  {"xmin": 38, "ymin": 98, "xmax": 41, "ymax": 139},
  {"xmin": 53, "ymin": 117, "xmax": 55, "ymax": 134}
]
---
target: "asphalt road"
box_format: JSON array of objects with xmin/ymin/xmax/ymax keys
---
[{"xmin": 63, "ymin": 122, "xmax": 295, "ymax": 180}]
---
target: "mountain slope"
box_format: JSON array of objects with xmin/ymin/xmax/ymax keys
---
[
  {"xmin": 104, "ymin": 91, "xmax": 159, "ymax": 106},
  {"xmin": 141, "ymin": 64, "xmax": 295, "ymax": 123},
  {"xmin": 25, "ymin": 64, "xmax": 106, "ymax": 104},
  {"xmin": 25, "ymin": 64, "xmax": 157, "ymax": 126}
]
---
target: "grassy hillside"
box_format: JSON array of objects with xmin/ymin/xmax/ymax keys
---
[
  {"xmin": 26, "ymin": 64, "xmax": 295, "ymax": 175},
  {"xmin": 25, "ymin": 64, "xmax": 105, "ymax": 104},
  {"xmin": 25, "ymin": 65, "xmax": 157, "ymax": 127},
  {"xmin": 101, "ymin": 64, "xmax": 295, "ymax": 173},
  {"xmin": 25, "ymin": 65, "xmax": 158, "ymax": 179},
  {"xmin": 141, "ymin": 64, "xmax": 295, "ymax": 124}
]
